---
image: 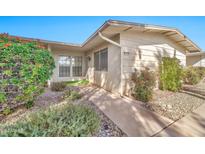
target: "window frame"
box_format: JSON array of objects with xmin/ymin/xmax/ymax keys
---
[
  {"xmin": 94, "ymin": 48, "xmax": 108, "ymax": 72},
  {"xmin": 72, "ymin": 56, "xmax": 83, "ymax": 77},
  {"xmin": 59, "ymin": 55, "xmax": 83, "ymax": 77},
  {"xmin": 59, "ymin": 56, "xmax": 71, "ymax": 77}
]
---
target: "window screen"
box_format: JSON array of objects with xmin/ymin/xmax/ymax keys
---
[
  {"xmin": 100, "ymin": 49, "xmax": 108, "ymax": 71},
  {"xmin": 59, "ymin": 56, "xmax": 71, "ymax": 77},
  {"xmin": 94, "ymin": 48, "xmax": 108, "ymax": 71},
  {"xmin": 72, "ymin": 56, "xmax": 82, "ymax": 76},
  {"xmin": 94, "ymin": 51, "xmax": 100, "ymax": 71}
]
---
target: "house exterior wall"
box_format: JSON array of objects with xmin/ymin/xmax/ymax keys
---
[
  {"xmin": 120, "ymin": 31, "xmax": 187, "ymax": 95},
  {"xmin": 186, "ymin": 55, "xmax": 205, "ymax": 67},
  {"xmin": 50, "ymin": 49, "xmax": 86, "ymax": 82},
  {"xmin": 85, "ymin": 36, "xmax": 121, "ymax": 94},
  {"xmin": 48, "ymin": 30, "xmax": 193, "ymax": 96}
]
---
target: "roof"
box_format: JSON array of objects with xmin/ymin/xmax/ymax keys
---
[
  {"xmin": 186, "ymin": 51, "xmax": 205, "ymax": 56},
  {"xmin": 7, "ymin": 19, "xmax": 202, "ymax": 52},
  {"xmin": 105, "ymin": 20, "xmax": 202, "ymax": 52}
]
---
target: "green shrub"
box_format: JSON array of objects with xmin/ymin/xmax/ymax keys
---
[
  {"xmin": 194, "ymin": 67, "xmax": 205, "ymax": 79},
  {"xmin": 63, "ymin": 90, "xmax": 82, "ymax": 101},
  {"xmin": 0, "ymin": 34, "xmax": 55, "ymax": 113},
  {"xmin": 25, "ymin": 100, "xmax": 34, "ymax": 109},
  {"xmin": 2, "ymin": 107, "xmax": 12, "ymax": 115},
  {"xmin": 51, "ymin": 82, "xmax": 67, "ymax": 91},
  {"xmin": 0, "ymin": 104, "xmax": 100, "ymax": 137},
  {"xmin": 0, "ymin": 93, "xmax": 6, "ymax": 103},
  {"xmin": 159, "ymin": 57, "xmax": 182, "ymax": 92},
  {"xmin": 183, "ymin": 66, "xmax": 205, "ymax": 85},
  {"xmin": 183, "ymin": 66, "xmax": 200, "ymax": 85},
  {"xmin": 131, "ymin": 68, "xmax": 156, "ymax": 102}
]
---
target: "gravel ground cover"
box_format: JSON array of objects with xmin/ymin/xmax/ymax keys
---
[
  {"xmin": 0, "ymin": 87, "xmax": 126, "ymax": 137},
  {"xmin": 141, "ymin": 90, "xmax": 205, "ymax": 121}
]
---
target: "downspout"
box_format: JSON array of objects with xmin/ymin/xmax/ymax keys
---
[
  {"xmin": 98, "ymin": 32, "xmax": 121, "ymax": 47},
  {"xmin": 98, "ymin": 32, "xmax": 124, "ymax": 96}
]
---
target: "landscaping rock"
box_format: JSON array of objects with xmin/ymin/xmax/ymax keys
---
[{"xmin": 142, "ymin": 90, "xmax": 205, "ymax": 121}]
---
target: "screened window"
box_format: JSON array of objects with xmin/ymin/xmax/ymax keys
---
[
  {"xmin": 72, "ymin": 56, "xmax": 82, "ymax": 77},
  {"xmin": 94, "ymin": 48, "xmax": 108, "ymax": 71},
  {"xmin": 59, "ymin": 56, "xmax": 83, "ymax": 77},
  {"xmin": 59, "ymin": 56, "xmax": 71, "ymax": 77},
  {"xmin": 94, "ymin": 52, "xmax": 100, "ymax": 71}
]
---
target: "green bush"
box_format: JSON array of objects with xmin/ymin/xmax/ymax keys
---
[
  {"xmin": 25, "ymin": 100, "xmax": 34, "ymax": 109},
  {"xmin": 0, "ymin": 104, "xmax": 100, "ymax": 137},
  {"xmin": 159, "ymin": 57, "xmax": 182, "ymax": 92},
  {"xmin": 0, "ymin": 34, "xmax": 55, "ymax": 113},
  {"xmin": 63, "ymin": 90, "xmax": 82, "ymax": 101},
  {"xmin": 194, "ymin": 67, "xmax": 205, "ymax": 79},
  {"xmin": 51, "ymin": 82, "xmax": 67, "ymax": 91},
  {"xmin": 183, "ymin": 66, "xmax": 205, "ymax": 85},
  {"xmin": 131, "ymin": 68, "xmax": 156, "ymax": 102}
]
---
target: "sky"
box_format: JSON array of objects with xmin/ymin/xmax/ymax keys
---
[{"xmin": 0, "ymin": 16, "xmax": 204, "ymax": 50}]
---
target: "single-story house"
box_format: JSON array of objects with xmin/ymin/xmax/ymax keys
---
[{"xmin": 9, "ymin": 20, "xmax": 205, "ymax": 96}]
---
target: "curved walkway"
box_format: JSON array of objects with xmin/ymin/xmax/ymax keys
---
[{"xmin": 80, "ymin": 86, "xmax": 174, "ymax": 137}]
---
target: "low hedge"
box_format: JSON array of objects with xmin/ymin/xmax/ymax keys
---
[{"xmin": 0, "ymin": 104, "xmax": 100, "ymax": 137}]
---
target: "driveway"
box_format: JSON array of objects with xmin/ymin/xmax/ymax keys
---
[{"xmin": 80, "ymin": 86, "xmax": 174, "ymax": 137}]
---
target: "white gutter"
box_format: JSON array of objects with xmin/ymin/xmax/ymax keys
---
[
  {"xmin": 98, "ymin": 32, "xmax": 121, "ymax": 47},
  {"xmin": 98, "ymin": 32, "xmax": 124, "ymax": 96}
]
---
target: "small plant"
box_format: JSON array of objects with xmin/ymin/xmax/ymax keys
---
[
  {"xmin": 63, "ymin": 90, "xmax": 82, "ymax": 101},
  {"xmin": 25, "ymin": 100, "xmax": 34, "ymax": 109},
  {"xmin": 51, "ymin": 82, "xmax": 67, "ymax": 91},
  {"xmin": 0, "ymin": 104, "xmax": 100, "ymax": 137},
  {"xmin": 159, "ymin": 57, "xmax": 182, "ymax": 92},
  {"xmin": 195, "ymin": 67, "xmax": 205, "ymax": 79},
  {"xmin": 2, "ymin": 107, "xmax": 12, "ymax": 115},
  {"xmin": 183, "ymin": 66, "xmax": 205, "ymax": 85},
  {"xmin": 131, "ymin": 68, "xmax": 156, "ymax": 102},
  {"xmin": 69, "ymin": 91, "xmax": 82, "ymax": 101},
  {"xmin": 0, "ymin": 93, "xmax": 6, "ymax": 103}
]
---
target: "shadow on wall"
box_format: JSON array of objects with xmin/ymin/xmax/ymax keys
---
[
  {"xmin": 85, "ymin": 53, "xmax": 121, "ymax": 94},
  {"xmin": 154, "ymin": 47, "xmax": 172, "ymax": 65},
  {"xmin": 124, "ymin": 47, "xmax": 172, "ymax": 96}
]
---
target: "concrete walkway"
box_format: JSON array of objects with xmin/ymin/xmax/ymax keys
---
[
  {"xmin": 155, "ymin": 103, "xmax": 205, "ymax": 137},
  {"xmin": 80, "ymin": 86, "xmax": 174, "ymax": 137}
]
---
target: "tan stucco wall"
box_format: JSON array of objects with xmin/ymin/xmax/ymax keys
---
[
  {"xmin": 50, "ymin": 49, "xmax": 86, "ymax": 82},
  {"xmin": 120, "ymin": 31, "xmax": 187, "ymax": 95},
  {"xmin": 85, "ymin": 36, "xmax": 121, "ymax": 94},
  {"xmin": 186, "ymin": 55, "xmax": 205, "ymax": 67},
  {"xmin": 48, "ymin": 31, "xmax": 189, "ymax": 96}
]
